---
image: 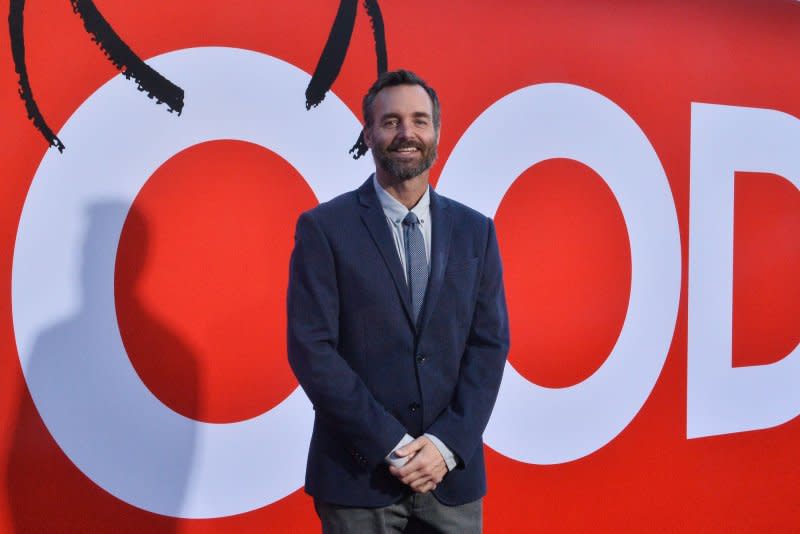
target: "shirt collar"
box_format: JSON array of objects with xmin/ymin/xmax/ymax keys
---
[{"xmin": 372, "ymin": 173, "xmax": 430, "ymax": 224}]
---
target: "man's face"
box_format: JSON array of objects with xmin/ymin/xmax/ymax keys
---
[{"xmin": 364, "ymin": 84, "xmax": 439, "ymax": 181}]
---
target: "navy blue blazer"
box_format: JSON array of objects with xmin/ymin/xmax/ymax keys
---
[{"xmin": 287, "ymin": 177, "xmax": 509, "ymax": 507}]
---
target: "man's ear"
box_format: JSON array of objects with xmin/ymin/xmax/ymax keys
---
[{"xmin": 363, "ymin": 126, "xmax": 373, "ymax": 149}]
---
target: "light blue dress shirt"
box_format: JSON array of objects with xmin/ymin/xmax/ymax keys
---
[{"xmin": 372, "ymin": 174, "xmax": 458, "ymax": 472}]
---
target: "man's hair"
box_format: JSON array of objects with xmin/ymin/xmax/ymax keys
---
[{"xmin": 362, "ymin": 70, "xmax": 441, "ymax": 130}]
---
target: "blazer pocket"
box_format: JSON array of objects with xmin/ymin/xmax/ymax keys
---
[{"xmin": 445, "ymin": 256, "xmax": 479, "ymax": 275}]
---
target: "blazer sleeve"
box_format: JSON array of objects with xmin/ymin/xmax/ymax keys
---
[
  {"xmin": 425, "ymin": 218, "xmax": 510, "ymax": 468},
  {"xmin": 287, "ymin": 211, "xmax": 408, "ymax": 467}
]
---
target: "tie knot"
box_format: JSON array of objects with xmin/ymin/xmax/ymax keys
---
[{"xmin": 403, "ymin": 212, "xmax": 420, "ymax": 227}]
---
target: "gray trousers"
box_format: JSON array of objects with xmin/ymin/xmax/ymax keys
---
[{"xmin": 314, "ymin": 494, "xmax": 482, "ymax": 534}]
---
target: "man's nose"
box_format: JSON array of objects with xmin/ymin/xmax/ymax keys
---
[{"xmin": 395, "ymin": 120, "xmax": 413, "ymax": 139}]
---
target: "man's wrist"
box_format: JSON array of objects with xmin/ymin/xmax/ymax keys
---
[
  {"xmin": 424, "ymin": 433, "xmax": 458, "ymax": 471},
  {"xmin": 385, "ymin": 433, "xmax": 414, "ymax": 468}
]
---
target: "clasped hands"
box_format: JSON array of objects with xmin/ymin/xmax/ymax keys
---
[{"xmin": 388, "ymin": 435, "xmax": 448, "ymax": 494}]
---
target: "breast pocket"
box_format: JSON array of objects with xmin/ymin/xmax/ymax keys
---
[
  {"xmin": 445, "ymin": 256, "xmax": 479, "ymax": 276},
  {"xmin": 442, "ymin": 257, "xmax": 480, "ymax": 326}
]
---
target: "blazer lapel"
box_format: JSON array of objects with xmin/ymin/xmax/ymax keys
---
[
  {"xmin": 357, "ymin": 179, "xmax": 415, "ymax": 326},
  {"xmin": 417, "ymin": 189, "xmax": 452, "ymax": 336}
]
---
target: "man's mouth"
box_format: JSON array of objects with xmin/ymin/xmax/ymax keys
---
[{"xmin": 390, "ymin": 144, "xmax": 422, "ymax": 154}]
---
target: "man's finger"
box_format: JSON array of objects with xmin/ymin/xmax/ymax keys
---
[
  {"xmin": 388, "ymin": 464, "xmax": 420, "ymax": 483},
  {"xmin": 395, "ymin": 442, "xmax": 444, "ymax": 478},
  {"xmin": 401, "ymin": 463, "xmax": 445, "ymax": 486},
  {"xmin": 393, "ymin": 452, "xmax": 426, "ymax": 478},
  {"xmin": 413, "ymin": 480, "xmax": 436, "ymax": 494},
  {"xmin": 395, "ymin": 459, "xmax": 436, "ymax": 485},
  {"xmin": 389, "ymin": 456, "xmax": 425, "ymax": 484},
  {"xmin": 398, "ymin": 469, "xmax": 431, "ymax": 485},
  {"xmin": 395, "ymin": 437, "xmax": 426, "ymax": 457},
  {"xmin": 409, "ymin": 473, "xmax": 434, "ymax": 489}
]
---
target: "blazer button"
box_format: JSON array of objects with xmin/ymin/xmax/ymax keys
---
[
  {"xmin": 416, "ymin": 354, "xmax": 426, "ymax": 363},
  {"xmin": 409, "ymin": 402, "xmax": 420, "ymax": 413}
]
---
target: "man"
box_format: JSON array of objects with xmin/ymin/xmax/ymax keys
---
[{"xmin": 287, "ymin": 70, "xmax": 509, "ymax": 533}]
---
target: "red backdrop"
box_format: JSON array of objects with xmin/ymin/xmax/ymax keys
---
[{"xmin": 1, "ymin": 0, "xmax": 798, "ymax": 531}]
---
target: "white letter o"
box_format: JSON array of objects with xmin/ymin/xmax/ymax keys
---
[
  {"xmin": 12, "ymin": 47, "xmax": 372, "ymax": 518},
  {"xmin": 437, "ymin": 83, "xmax": 681, "ymax": 464}
]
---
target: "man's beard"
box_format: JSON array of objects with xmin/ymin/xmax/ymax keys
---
[{"xmin": 373, "ymin": 139, "xmax": 438, "ymax": 181}]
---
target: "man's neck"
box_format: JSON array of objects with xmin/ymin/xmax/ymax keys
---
[{"xmin": 375, "ymin": 169, "xmax": 429, "ymax": 210}]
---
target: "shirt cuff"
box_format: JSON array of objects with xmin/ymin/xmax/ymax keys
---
[
  {"xmin": 385, "ymin": 433, "xmax": 415, "ymax": 468},
  {"xmin": 424, "ymin": 433, "xmax": 458, "ymax": 471}
]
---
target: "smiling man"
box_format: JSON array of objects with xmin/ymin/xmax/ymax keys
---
[{"xmin": 288, "ymin": 70, "xmax": 510, "ymax": 533}]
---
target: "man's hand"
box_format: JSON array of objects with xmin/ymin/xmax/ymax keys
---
[{"xmin": 388, "ymin": 436, "xmax": 447, "ymax": 493}]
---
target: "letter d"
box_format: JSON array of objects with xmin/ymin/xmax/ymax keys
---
[{"xmin": 689, "ymin": 103, "xmax": 800, "ymax": 438}]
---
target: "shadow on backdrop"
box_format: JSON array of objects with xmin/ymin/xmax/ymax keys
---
[{"xmin": 7, "ymin": 202, "xmax": 199, "ymax": 532}]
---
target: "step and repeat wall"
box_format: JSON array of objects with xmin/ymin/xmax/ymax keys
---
[{"xmin": 1, "ymin": 0, "xmax": 798, "ymax": 531}]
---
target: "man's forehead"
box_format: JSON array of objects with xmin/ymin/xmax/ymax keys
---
[{"xmin": 373, "ymin": 84, "xmax": 433, "ymax": 115}]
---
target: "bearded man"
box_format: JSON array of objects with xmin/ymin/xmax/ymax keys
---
[{"xmin": 288, "ymin": 69, "xmax": 510, "ymax": 533}]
